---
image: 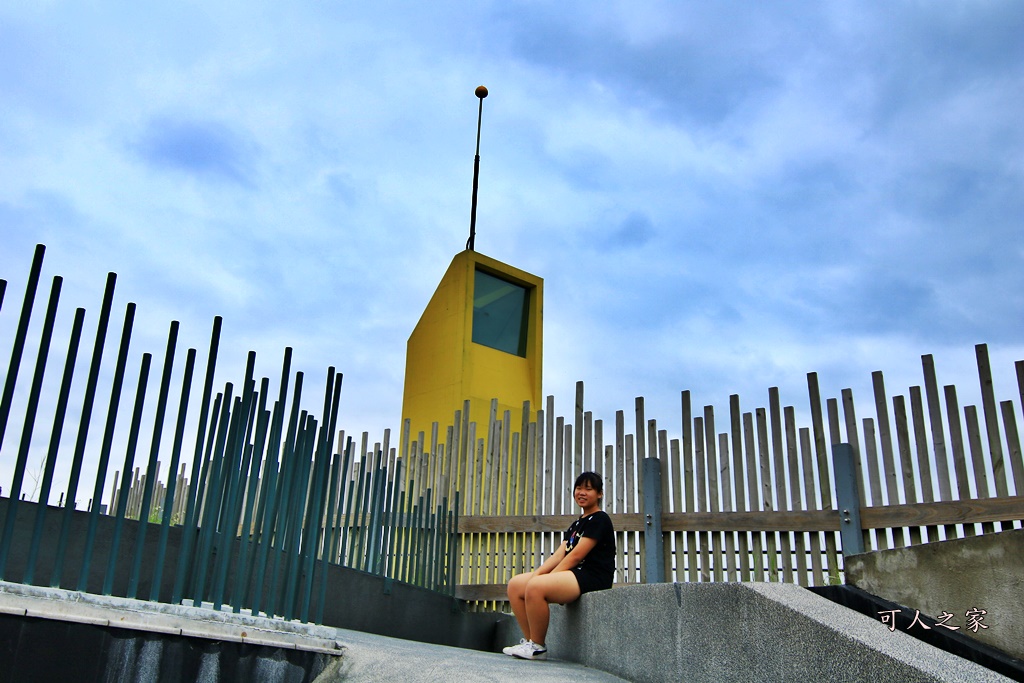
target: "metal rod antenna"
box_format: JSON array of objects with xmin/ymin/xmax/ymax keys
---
[{"xmin": 467, "ymin": 85, "xmax": 488, "ymax": 251}]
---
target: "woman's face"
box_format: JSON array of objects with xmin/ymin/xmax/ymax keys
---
[{"xmin": 574, "ymin": 480, "xmax": 602, "ymax": 510}]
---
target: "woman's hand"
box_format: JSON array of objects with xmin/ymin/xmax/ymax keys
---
[
  {"xmin": 553, "ymin": 536, "xmax": 597, "ymax": 572},
  {"xmin": 533, "ymin": 541, "xmax": 568, "ymax": 576}
]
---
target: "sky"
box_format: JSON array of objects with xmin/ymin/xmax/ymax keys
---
[{"xmin": 1, "ymin": 2, "xmax": 1022, "ymax": 501}]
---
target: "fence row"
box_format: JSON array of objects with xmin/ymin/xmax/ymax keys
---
[
  {"xmin": 105, "ymin": 345, "xmax": 1024, "ymax": 603},
  {"xmin": 3, "ymin": 243, "xmax": 1023, "ymax": 615},
  {"xmin": 0, "ymin": 245, "xmax": 456, "ymax": 627},
  {"xmin": 394, "ymin": 345, "xmax": 1024, "ymax": 602}
]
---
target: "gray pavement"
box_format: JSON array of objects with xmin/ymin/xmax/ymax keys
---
[
  {"xmin": 1, "ymin": 581, "xmax": 628, "ymax": 682},
  {"xmin": 323, "ymin": 628, "xmax": 630, "ymax": 682}
]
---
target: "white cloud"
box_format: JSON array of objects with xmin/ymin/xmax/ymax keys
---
[{"xmin": 1, "ymin": 1, "xmax": 1022, "ymax": 501}]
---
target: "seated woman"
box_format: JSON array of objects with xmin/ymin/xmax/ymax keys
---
[{"xmin": 502, "ymin": 471, "xmax": 616, "ymax": 660}]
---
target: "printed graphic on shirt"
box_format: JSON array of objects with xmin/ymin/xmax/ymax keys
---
[{"xmin": 565, "ymin": 515, "xmax": 592, "ymax": 555}]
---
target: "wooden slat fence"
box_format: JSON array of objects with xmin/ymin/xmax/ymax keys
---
[{"xmin": 386, "ymin": 344, "xmax": 1024, "ymax": 604}]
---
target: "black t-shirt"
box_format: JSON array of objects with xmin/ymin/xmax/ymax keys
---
[{"xmin": 564, "ymin": 510, "xmax": 616, "ymax": 579}]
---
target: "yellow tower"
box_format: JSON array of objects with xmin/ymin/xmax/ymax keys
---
[{"xmin": 401, "ymin": 249, "xmax": 542, "ymax": 442}]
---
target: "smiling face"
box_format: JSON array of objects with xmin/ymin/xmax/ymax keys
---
[{"xmin": 574, "ymin": 480, "xmax": 602, "ymax": 514}]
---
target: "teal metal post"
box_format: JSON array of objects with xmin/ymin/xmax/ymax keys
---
[
  {"xmin": 282, "ymin": 415, "xmax": 315, "ymax": 620},
  {"xmin": 642, "ymin": 457, "xmax": 665, "ymax": 583},
  {"xmin": 170, "ymin": 317, "xmax": 222, "ymax": 604},
  {"xmin": 299, "ymin": 423, "xmax": 331, "ymax": 622},
  {"xmin": 231, "ymin": 381, "xmax": 271, "ymax": 611},
  {"xmin": 315, "ymin": 444, "xmax": 346, "ymax": 624},
  {"xmin": 102, "ymin": 353, "xmax": 152, "ymax": 595},
  {"xmin": 345, "ymin": 456, "xmax": 369, "ymax": 569},
  {"xmin": 382, "ymin": 460, "xmax": 402, "ymax": 578},
  {"xmin": 448, "ymin": 491, "xmax": 460, "ymax": 595},
  {"xmin": 149, "ymin": 347, "xmax": 196, "ymax": 601},
  {"xmin": 77, "ymin": 304, "xmax": 135, "ymax": 591},
  {"xmin": 53, "ymin": 272, "xmax": 116, "ymax": 588},
  {"xmin": 211, "ymin": 362, "xmax": 257, "ymax": 611},
  {"xmin": 126, "ymin": 322, "xmax": 178, "ymax": 599},
  {"xmin": 0, "ymin": 276, "xmax": 62, "ymax": 579},
  {"xmin": 0, "ymin": 244, "xmax": 44, "ymax": 453},
  {"xmin": 832, "ymin": 443, "xmax": 865, "ymax": 555},
  {"xmin": 190, "ymin": 385, "xmax": 234, "ymax": 604},
  {"xmin": 249, "ymin": 415, "xmax": 286, "ymax": 617},
  {"xmin": 331, "ymin": 439, "xmax": 354, "ymax": 564},
  {"xmin": 24, "ymin": 307, "xmax": 84, "ymax": 584}
]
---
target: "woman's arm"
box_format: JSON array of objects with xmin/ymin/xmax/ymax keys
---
[
  {"xmin": 552, "ymin": 536, "xmax": 597, "ymax": 572},
  {"xmin": 533, "ymin": 541, "xmax": 568, "ymax": 576}
]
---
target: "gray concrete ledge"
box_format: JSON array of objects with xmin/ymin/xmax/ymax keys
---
[
  {"xmin": 548, "ymin": 582, "xmax": 1014, "ymax": 683},
  {"xmin": 0, "ymin": 580, "xmax": 343, "ymax": 655}
]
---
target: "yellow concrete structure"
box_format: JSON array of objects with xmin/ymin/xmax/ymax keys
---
[{"xmin": 401, "ymin": 250, "xmax": 542, "ymax": 442}]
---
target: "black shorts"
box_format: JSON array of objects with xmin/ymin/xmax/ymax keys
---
[{"xmin": 571, "ymin": 565, "xmax": 613, "ymax": 595}]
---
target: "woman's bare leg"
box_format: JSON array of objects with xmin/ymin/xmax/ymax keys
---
[
  {"xmin": 506, "ymin": 571, "xmax": 535, "ymax": 640},
  {"xmin": 523, "ymin": 572, "xmax": 581, "ymax": 646}
]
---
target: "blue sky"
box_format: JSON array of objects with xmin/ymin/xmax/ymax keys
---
[{"xmin": 1, "ymin": 2, "xmax": 1022, "ymax": 498}]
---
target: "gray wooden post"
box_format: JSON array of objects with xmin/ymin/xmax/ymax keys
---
[
  {"xmin": 832, "ymin": 443, "xmax": 865, "ymax": 556},
  {"xmin": 642, "ymin": 457, "xmax": 665, "ymax": 583}
]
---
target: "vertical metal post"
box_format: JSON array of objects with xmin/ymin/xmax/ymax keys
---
[
  {"xmin": 642, "ymin": 457, "xmax": 665, "ymax": 583},
  {"xmin": 397, "ymin": 489, "xmax": 410, "ymax": 583},
  {"xmin": 248, "ymin": 406, "xmax": 286, "ymax": 617},
  {"xmin": 190, "ymin": 385, "xmax": 234, "ymax": 604},
  {"xmin": 448, "ymin": 490, "xmax": 460, "ymax": 596},
  {"xmin": 126, "ymin": 322, "xmax": 179, "ymax": 598},
  {"xmin": 149, "ymin": 347, "xmax": 196, "ymax": 601},
  {"xmin": 0, "ymin": 276, "xmax": 62, "ymax": 579},
  {"xmin": 315, "ymin": 442, "xmax": 345, "ymax": 624},
  {"xmin": 416, "ymin": 488, "xmax": 431, "ymax": 585},
  {"xmin": 53, "ymin": 272, "xmax": 116, "ymax": 588},
  {"xmin": 231, "ymin": 380, "xmax": 270, "ymax": 611},
  {"xmin": 24, "ymin": 307, "xmax": 84, "ymax": 584},
  {"xmin": 170, "ymin": 317, "xmax": 222, "ymax": 604},
  {"xmin": 832, "ymin": 443, "xmax": 866, "ymax": 556},
  {"xmin": 346, "ymin": 456, "xmax": 369, "ymax": 569},
  {"xmin": 77, "ymin": 304, "xmax": 135, "ymax": 591},
  {"xmin": 282, "ymin": 415, "xmax": 315, "ymax": 621},
  {"xmin": 299, "ymin": 422, "xmax": 331, "ymax": 623},
  {"xmin": 211, "ymin": 381, "xmax": 257, "ymax": 611},
  {"xmin": 102, "ymin": 353, "xmax": 152, "ymax": 595},
  {"xmin": 365, "ymin": 457, "xmax": 386, "ymax": 574},
  {"xmin": 209, "ymin": 356, "xmax": 257, "ymax": 611},
  {"xmin": 331, "ymin": 439, "xmax": 354, "ymax": 564},
  {"xmin": 0, "ymin": 244, "xmax": 45, "ymax": 453}
]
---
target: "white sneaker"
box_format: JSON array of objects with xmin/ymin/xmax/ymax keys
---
[
  {"xmin": 508, "ymin": 640, "xmax": 547, "ymax": 660},
  {"xmin": 502, "ymin": 638, "xmax": 529, "ymax": 656}
]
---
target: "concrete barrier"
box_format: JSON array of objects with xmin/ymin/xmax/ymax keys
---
[
  {"xmin": 547, "ymin": 582, "xmax": 1013, "ymax": 683},
  {"xmin": 845, "ymin": 528, "xmax": 1023, "ymax": 661}
]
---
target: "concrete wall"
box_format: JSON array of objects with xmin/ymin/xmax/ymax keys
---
[
  {"xmin": 0, "ymin": 612, "xmax": 333, "ymax": 683},
  {"xmin": 546, "ymin": 582, "xmax": 1012, "ymax": 683},
  {"xmin": 844, "ymin": 528, "xmax": 1023, "ymax": 661},
  {"xmin": 0, "ymin": 497, "xmax": 510, "ymax": 651}
]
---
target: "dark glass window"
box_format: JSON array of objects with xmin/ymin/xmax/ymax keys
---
[{"xmin": 472, "ymin": 269, "xmax": 529, "ymax": 357}]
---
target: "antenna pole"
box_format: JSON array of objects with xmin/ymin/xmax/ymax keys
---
[{"xmin": 467, "ymin": 85, "xmax": 487, "ymax": 251}]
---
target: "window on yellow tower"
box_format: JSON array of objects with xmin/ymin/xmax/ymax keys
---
[{"xmin": 472, "ymin": 269, "xmax": 529, "ymax": 357}]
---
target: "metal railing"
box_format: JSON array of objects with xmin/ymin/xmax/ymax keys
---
[{"xmin": 0, "ymin": 244, "xmax": 458, "ymax": 624}]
